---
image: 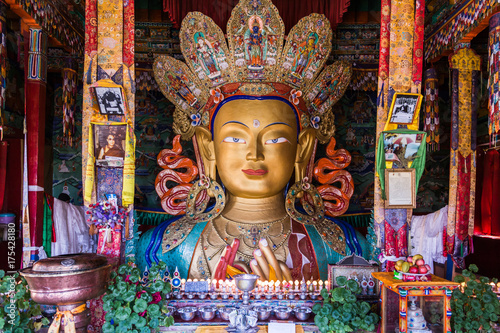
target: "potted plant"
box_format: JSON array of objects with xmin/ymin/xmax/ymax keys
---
[
  {"xmin": 451, "ymin": 264, "xmax": 500, "ymax": 332},
  {"xmin": 102, "ymin": 261, "xmax": 174, "ymax": 333},
  {"xmin": 0, "ymin": 270, "xmax": 50, "ymax": 332},
  {"xmin": 312, "ymin": 276, "xmax": 379, "ymax": 333}
]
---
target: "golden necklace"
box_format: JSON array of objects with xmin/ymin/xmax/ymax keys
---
[{"xmin": 208, "ymin": 214, "xmax": 291, "ymax": 261}]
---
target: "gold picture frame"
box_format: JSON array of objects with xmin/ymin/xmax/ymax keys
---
[
  {"xmin": 384, "ymin": 168, "xmax": 416, "ymax": 209},
  {"xmin": 388, "ymin": 93, "xmax": 423, "ymax": 125}
]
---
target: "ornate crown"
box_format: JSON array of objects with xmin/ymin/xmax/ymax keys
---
[{"xmin": 153, "ymin": 0, "xmax": 352, "ymax": 143}]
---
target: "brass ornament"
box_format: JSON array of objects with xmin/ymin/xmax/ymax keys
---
[
  {"xmin": 180, "ymin": 12, "xmax": 235, "ymax": 90},
  {"xmin": 173, "ymin": 107, "xmax": 196, "ymax": 140},
  {"xmin": 185, "ymin": 175, "xmax": 225, "ymax": 223},
  {"xmin": 227, "ymin": 0, "xmax": 285, "ymax": 83},
  {"xmin": 277, "ymin": 13, "xmax": 332, "ymax": 89},
  {"xmin": 239, "ymin": 83, "xmax": 275, "ymax": 96},
  {"xmin": 161, "ymin": 216, "xmax": 197, "ymax": 254},
  {"xmin": 316, "ymin": 109, "xmax": 336, "ymax": 144},
  {"xmin": 285, "ymin": 177, "xmax": 325, "ymax": 225}
]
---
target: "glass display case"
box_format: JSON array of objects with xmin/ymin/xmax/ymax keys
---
[{"xmin": 372, "ymin": 272, "xmax": 460, "ymax": 333}]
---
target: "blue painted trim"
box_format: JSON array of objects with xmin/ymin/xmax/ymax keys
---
[{"xmin": 210, "ymin": 95, "xmax": 301, "ymax": 138}]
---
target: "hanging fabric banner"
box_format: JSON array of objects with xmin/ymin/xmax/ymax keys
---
[
  {"xmin": 62, "ymin": 68, "xmax": 77, "ymax": 146},
  {"xmin": 489, "ymin": 12, "xmax": 500, "ymax": 144},
  {"xmin": 447, "ymin": 47, "xmax": 481, "ymax": 261},
  {"xmin": 424, "ymin": 68, "xmax": 439, "ymax": 151}
]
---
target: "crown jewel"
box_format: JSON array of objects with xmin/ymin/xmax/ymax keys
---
[{"xmin": 154, "ymin": 0, "xmax": 352, "ymax": 143}]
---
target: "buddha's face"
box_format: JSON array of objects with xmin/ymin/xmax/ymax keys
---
[{"xmin": 213, "ymin": 99, "xmax": 298, "ymax": 198}]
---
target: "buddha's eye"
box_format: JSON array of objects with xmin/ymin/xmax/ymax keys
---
[
  {"xmin": 222, "ymin": 136, "xmax": 246, "ymax": 144},
  {"xmin": 265, "ymin": 137, "xmax": 289, "ymax": 144}
]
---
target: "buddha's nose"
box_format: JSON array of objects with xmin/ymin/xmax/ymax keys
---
[{"xmin": 246, "ymin": 141, "xmax": 264, "ymax": 161}]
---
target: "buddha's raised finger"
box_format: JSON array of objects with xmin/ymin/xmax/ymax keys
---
[
  {"xmin": 253, "ymin": 249, "xmax": 270, "ymax": 279},
  {"xmin": 278, "ymin": 261, "xmax": 292, "ymax": 281},
  {"xmin": 250, "ymin": 259, "xmax": 266, "ymax": 281},
  {"xmin": 258, "ymin": 238, "xmax": 283, "ymax": 281}
]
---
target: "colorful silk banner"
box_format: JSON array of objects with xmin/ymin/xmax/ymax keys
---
[
  {"xmin": 489, "ymin": 12, "xmax": 500, "ymax": 142},
  {"xmin": 447, "ymin": 48, "xmax": 480, "ymax": 261},
  {"xmin": 424, "ymin": 68, "xmax": 440, "ymax": 151}
]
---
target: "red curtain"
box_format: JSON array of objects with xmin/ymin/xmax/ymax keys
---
[{"xmin": 163, "ymin": 0, "xmax": 351, "ymax": 32}]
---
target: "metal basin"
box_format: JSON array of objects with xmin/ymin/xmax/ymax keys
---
[
  {"xmin": 20, "ymin": 253, "xmax": 110, "ymax": 306},
  {"xmin": 274, "ymin": 306, "xmax": 292, "ymax": 320},
  {"xmin": 199, "ymin": 305, "xmax": 217, "ymax": 321},
  {"xmin": 177, "ymin": 306, "xmax": 197, "ymax": 321},
  {"xmin": 294, "ymin": 306, "xmax": 312, "ymax": 321},
  {"xmin": 253, "ymin": 305, "xmax": 272, "ymax": 320},
  {"xmin": 219, "ymin": 306, "xmax": 237, "ymax": 321}
]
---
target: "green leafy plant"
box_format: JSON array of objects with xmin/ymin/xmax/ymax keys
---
[
  {"xmin": 312, "ymin": 276, "xmax": 380, "ymax": 333},
  {"xmin": 451, "ymin": 264, "xmax": 500, "ymax": 332},
  {"xmin": 0, "ymin": 270, "xmax": 50, "ymax": 332},
  {"xmin": 102, "ymin": 262, "xmax": 174, "ymax": 333}
]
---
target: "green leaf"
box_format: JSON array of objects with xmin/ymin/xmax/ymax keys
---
[
  {"xmin": 336, "ymin": 276, "xmax": 347, "ymax": 287},
  {"xmin": 312, "ymin": 303, "xmax": 322, "ymax": 314},
  {"xmin": 490, "ymin": 313, "xmax": 498, "ymax": 322},
  {"xmin": 132, "ymin": 299, "xmax": 148, "ymax": 313},
  {"xmin": 151, "ymin": 280, "xmax": 164, "ymax": 292},
  {"xmin": 102, "ymin": 323, "xmax": 115, "ymax": 333},
  {"xmin": 135, "ymin": 316, "xmax": 147, "ymax": 328},
  {"xmin": 118, "ymin": 265, "xmax": 129, "ymax": 275},
  {"xmin": 115, "ymin": 307, "xmax": 132, "ymax": 321},
  {"xmin": 346, "ymin": 279, "xmax": 359, "ymax": 291},
  {"xmin": 147, "ymin": 303, "xmax": 160, "ymax": 316},
  {"xmin": 468, "ymin": 264, "xmax": 478, "ymax": 273},
  {"xmin": 149, "ymin": 317, "xmax": 159, "ymax": 328},
  {"xmin": 129, "ymin": 275, "xmax": 139, "ymax": 284},
  {"xmin": 122, "ymin": 291, "xmax": 136, "ymax": 303},
  {"xmin": 0, "ymin": 270, "xmax": 5, "ymax": 278}
]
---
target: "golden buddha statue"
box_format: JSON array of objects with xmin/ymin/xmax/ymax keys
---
[{"xmin": 136, "ymin": 0, "xmax": 369, "ymax": 281}]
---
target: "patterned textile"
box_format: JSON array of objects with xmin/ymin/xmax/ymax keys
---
[
  {"xmin": 424, "ymin": 68, "xmax": 440, "ymax": 151},
  {"xmin": 412, "ymin": 0, "xmax": 425, "ymax": 84},
  {"xmin": 481, "ymin": 150, "xmax": 500, "ymax": 236},
  {"xmin": 489, "ymin": 12, "xmax": 500, "ymax": 141},
  {"xmin": 425, "ymin": 0, "xmax": 499, "ymax": 61},
  {"xmin": 446, "ymin": 48, "xmax": 480, "ymax": 257},
  {"xmin": 378, "ymin": 0, "xmax": 390, "ymax": 80},
  {"xmin": 62, "ymin": 69, "xmax": 77, "ymax": 146},
  {"xmin": 388, "ymin": 0, "xmax": 414, "ymax": 93},
  {"xmin": 96, "ymin": 167, "xmax": 123, "ymax": 205},
  {"xmin": 384, "ymin": 209, "xmax": 408, "ymax": 271},
  {"xmin": 123, "ymin": 0, "xmax": 135, "ymax": 67}
]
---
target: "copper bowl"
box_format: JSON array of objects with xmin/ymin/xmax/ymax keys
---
[{"xmin": 20, "ymin": 253, "xmax": 111, "ymax": 306}]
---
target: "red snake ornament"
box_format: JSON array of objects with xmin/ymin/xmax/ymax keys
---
[
  {"xmin": 313, "ymin": 138, "xmax": 354, "ymax": 216},
  {"xmin": 155, "ymin": 135, "xmax": 208, "ymax": 215}
]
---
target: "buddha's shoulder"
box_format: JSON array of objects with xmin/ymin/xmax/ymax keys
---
[{"xmin": 161, "ymin": 216, "xmax": 208, "ymax": 254}]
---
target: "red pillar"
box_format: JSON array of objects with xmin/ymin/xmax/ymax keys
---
[{"xmin": 24, "ymin": 27, "xmax": 47, "ymax": 253}]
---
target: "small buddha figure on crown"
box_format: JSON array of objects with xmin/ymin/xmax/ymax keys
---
[{"xmin": 136, "ymin": 0, "xmax": 369, "ymax": 281}]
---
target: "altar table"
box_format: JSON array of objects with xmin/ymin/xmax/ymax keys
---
[
  {"xmin": 195, "ymin": 325, "xmax": 305, "ymax": 333},
  {"xmin": 372, "ymin": 272, "xmax": 459, "ymax": 333}
]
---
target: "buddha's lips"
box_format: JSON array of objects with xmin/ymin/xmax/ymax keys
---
[{"xmin": 242, "ymin": 169, "xmax": 268, "ymax": 175}]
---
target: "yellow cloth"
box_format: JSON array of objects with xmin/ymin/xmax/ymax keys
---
[{"xmin": 48, "ymin": 303, "xmax": 86, "ymax": 333}]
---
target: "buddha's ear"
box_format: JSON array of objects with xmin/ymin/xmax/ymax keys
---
[
  {"xmin": 194, "ymin": 126, "xmax": 216, "ymax": 180},
  {"xmin": 295, "ymin": 127, "xmax": 316, "ymax": 182}
]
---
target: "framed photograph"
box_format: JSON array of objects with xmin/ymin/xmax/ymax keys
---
[
  {"xmin": 94, "ymin": 86, "xmax": 125, "ymax": 115},
  {"xmin": 384, "ymin": 168, "xmax": 416, "ymax": 208},
  {"xmin": 94, "ymin": 124, "xmax": 126, "ymax": 167},
  {"xmin": 388, "ymin": 93, "xmax": 422, "ymax": 125},
  {"xmin": 382, "ymin": 132, "xmax": 424, "ymax": 164}
]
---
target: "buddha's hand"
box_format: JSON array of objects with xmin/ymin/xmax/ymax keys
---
[{"xmin": 250, "ymin": 239, "xmax": 292, "ymax": 282}]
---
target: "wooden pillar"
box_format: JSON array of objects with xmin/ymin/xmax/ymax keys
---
[
  {"xmin": 24, "ymin": 27, "xmax": 47, "ymax": 254},
  {"xmin": 375, "ymin": 0, "xmax": 425, "ymax": 266}
]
